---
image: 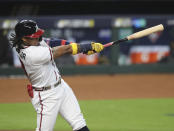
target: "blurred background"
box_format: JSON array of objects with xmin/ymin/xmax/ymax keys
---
[
  {"xmin": 0, "ymin": 0, "xmax": 174, "ymax": 131},
  {"xmin": 1, "ymin": 0, "xmax": 174, "ymax": 75}
]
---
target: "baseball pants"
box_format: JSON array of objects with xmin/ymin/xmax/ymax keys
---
[{"xmin": 31, "ymin": 79, "xmax": 86, "ymax": 131}]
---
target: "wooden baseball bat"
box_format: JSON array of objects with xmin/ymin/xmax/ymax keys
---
[{"xmin": 104, "ymin": 24, "xmax": 164, "ymax": 47}]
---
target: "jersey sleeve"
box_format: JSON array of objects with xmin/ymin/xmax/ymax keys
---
[
  {"xmin": 28, "ymin": 46, "xmax": 53, "ymax": 65},
  {"xmin": 44, "ymin": 38, "xmax": 71, "ymax": 47}
]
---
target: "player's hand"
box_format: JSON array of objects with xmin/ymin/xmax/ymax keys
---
[
  {"xmin": 91, "ymin": 42, "xmax": 104, "ymax": 52},
  {"xmin": 86, "ymin": 42, "xmax": 104, "ymax": 55},
  {"xmin": 86, "ymin": 50, "xmax": 95, "ymax": 55},
  {"xmin": 70, "ymin": 42, "xmax": 104, "ymax": 55}
]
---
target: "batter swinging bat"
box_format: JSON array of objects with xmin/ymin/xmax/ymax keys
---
[{"xmin": 104, "ymin": 24, "xmax": 164, "ymax": 47}]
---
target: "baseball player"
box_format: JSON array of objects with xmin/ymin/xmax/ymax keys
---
[{"xmin": 9, "ymin": 20, "xmax": 104, "ymax": 131}]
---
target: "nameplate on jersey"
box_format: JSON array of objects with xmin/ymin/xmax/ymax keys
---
[{"xmin": 20, "ymin": 52, "xmax": 26, "ymax": 60}]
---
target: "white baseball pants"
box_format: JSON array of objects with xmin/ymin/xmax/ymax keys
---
[{"xmin": 31, "ymin": 79, "xmax": 86, "ymax": 131}]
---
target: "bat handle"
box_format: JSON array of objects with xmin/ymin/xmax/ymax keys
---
[
  {"xmin": 103, "ymin": 38, "xmax": 128, "ymax": 48},
  {"xmin": 103, "ymin": 42, "xmax": 114, "ymax": 47}
]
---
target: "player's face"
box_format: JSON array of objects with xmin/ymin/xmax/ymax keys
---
[{"xmin": 22, "ymin": 37, "xmax": 40, "ymax": 46}]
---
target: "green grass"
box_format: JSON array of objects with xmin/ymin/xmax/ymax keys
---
[{"xmin": 0, "ymin": 98, "xmax": 174, "ymax": 131}]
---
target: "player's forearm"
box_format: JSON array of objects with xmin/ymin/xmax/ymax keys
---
[
  {"xmin": 52, "ymin": 45, "xmax": 73, "ymax": 59},
  {"xmin": 52, "ymin": 42, "xmax": 104, "ymax": 59},
  {"xmin": 52, "ymin": 43, "xmax": 91, "ymax": 59},
  {"xmin": 45, "ymin": 38, "xmax": 71, "ymax": 47}
]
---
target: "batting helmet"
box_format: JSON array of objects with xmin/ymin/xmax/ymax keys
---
[{"xmin": 15, "ymin": 20, "xmax": 44, "ymax": 38}]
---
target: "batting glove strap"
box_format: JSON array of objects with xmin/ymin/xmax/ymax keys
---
[{"xmin": 70, "ymin": 43, "xmax": 78, "ymax": 55}]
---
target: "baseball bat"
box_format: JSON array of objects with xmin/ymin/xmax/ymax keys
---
[{"xmin": 104, "ymin": 24, "xmax": 164, "ymax": 47}]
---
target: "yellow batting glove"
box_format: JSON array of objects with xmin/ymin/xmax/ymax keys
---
[
  {"xmin": 91, "ymin": 42, "xmax": 104, "ymax": 53},
  {"xmin": 86, "ymin": 50, "xmax": 95, "ymax": 55}
]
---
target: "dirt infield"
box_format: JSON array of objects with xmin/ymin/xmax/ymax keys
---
[{"xmin": 0, "ymin": 74, "xmax": 174, "ymax": 103}]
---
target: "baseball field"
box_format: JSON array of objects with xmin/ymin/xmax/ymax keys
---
[{"xmin": 0, "ymin": 74, "xmax": 174, "ymax": 131}]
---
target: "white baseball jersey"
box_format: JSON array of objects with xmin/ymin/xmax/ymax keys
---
[
  {"xmin": 18, "ymin": 40, "xmax": 60, "ymax": 88},
  {"xmin": 16, "ymin": 40, "xmax": 87, "ymax": 131}
]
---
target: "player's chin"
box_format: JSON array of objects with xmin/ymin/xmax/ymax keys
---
[{"xmin": 36, "ymin": 42, "xmax": 40, "ymax": 46}]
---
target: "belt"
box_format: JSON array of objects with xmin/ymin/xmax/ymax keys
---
[{"xmin": 32, "ymin": 79, "xmax": 61, "ymax": 91}]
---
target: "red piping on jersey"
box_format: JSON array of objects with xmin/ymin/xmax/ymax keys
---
[
  {"xmin": 46, "ymin": 40, "xmax": 49, "ymax": 45},
  {"xmin": 23, "ymin": 45, "xmax": 30, "ymax": 48},
  {"xmin": 39, "ymin": 92, "xmax": 43, "ymax": 131},
  {"xmin": 48, "ymin": 48, "xmax": 53, "ymax": 61},
  {"xmin": 61, "ymin": 40, "xmax": 66, "ymax": 45}
]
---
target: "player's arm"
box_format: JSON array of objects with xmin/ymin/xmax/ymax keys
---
[
  {"xmin": 52, "ymin": 42, "xmax": 104, "ymax": 59},
  {"xmin": 44, "ymin": 38, "xmax": 71, "ymax": 47},
  {"xmin": 52, "ymin": 45, "xmax": 72, "ymax": 59}
]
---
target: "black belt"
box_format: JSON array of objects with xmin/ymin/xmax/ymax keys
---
[{"xmin": 32, "ymin": 79, "xmax": 61, "ymax": 91}]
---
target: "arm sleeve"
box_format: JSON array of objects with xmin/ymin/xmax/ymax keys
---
[
  {"xmin": 44, "ymin": 38, "xmax": 71, "ymax": 47},
  {"xmin": 29, "ymin": 46, "xmax": 53, "ymax": 65}
]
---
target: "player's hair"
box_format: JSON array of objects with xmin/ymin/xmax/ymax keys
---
[
  {"xmin": 9, "ymin": 33, "xmax": 43, "ymax": 53},
  {"xmin": 9, "ymin": 33, "xmax": 24, "ymax": 53}
]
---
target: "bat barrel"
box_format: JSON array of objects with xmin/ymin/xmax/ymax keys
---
[
  {"xmin": 127, "ymin": 24, "xmax": 164, "ymax": 40},
  {"xmin": 103, "ymin": 24, "xmax": 164, "ymax": 48}
]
